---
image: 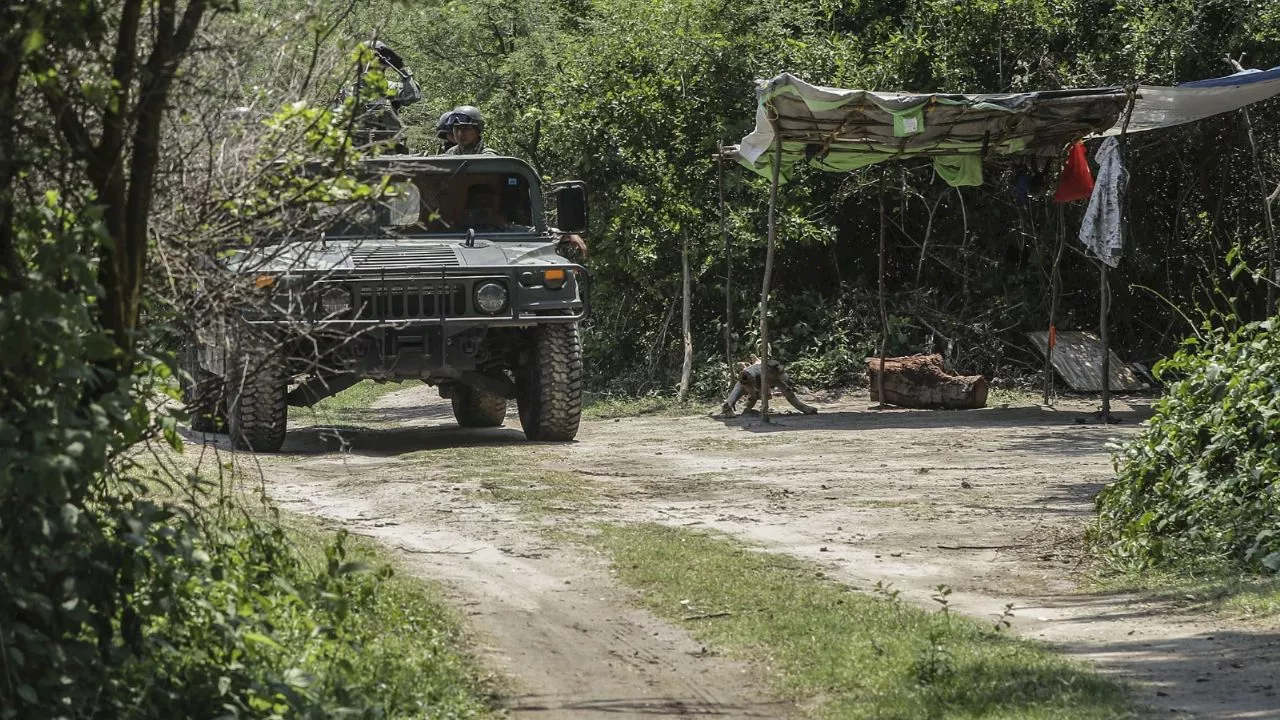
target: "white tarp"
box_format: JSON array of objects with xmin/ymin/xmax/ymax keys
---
[{"xmin": 1098, "ymin": 66, "xmax": 1280, "ymax": 136}]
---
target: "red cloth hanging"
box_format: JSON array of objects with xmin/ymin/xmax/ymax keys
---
[{"xmin": 1053, "ymin": 141, "xmax": 1095, "ymax": 203}]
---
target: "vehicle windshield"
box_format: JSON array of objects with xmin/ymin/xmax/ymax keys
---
[{"xmin": 323, "ymin": 169, "xmax": 537, "ymax": 236}]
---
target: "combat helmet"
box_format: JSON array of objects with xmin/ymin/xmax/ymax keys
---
[{"xmin": 449, "ymin": 105, "xmax": 485, "ymax": 132}]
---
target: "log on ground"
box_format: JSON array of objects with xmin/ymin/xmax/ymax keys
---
[{"xmin": 866, "ymin": 354, "xmax": 988, "ymax": 409}]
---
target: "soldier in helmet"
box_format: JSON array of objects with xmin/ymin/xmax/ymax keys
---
[
  {"xmin": 444, "ymin": 105, "xmax": 497, "ymax": 156},
  {"xmin": 435, "ymin": 110, "xmax": 456, "ymax": 154}
]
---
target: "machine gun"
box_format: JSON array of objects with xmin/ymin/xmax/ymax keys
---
[{"xmin": 341, "ymin": 40, "xmax": 422, "ymax": 152}]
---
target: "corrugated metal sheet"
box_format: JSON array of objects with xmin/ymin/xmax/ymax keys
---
[{"xmin": 1027, "ymin": 330, "xmax": 1145, "ymax": 392}]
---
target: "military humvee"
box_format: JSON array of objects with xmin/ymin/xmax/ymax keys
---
[{"xmin": 182, "ymin": 155, "xmax": 589, "ymax": 452}]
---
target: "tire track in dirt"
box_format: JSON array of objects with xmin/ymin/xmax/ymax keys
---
[
  {"xmin": 250, "ymin": 423, "xmax": 793, "ymax": 719},
  {"xmin": 221, "ymin": 386, "xmax": 1280, "ymax": 719},
  {"xmin": 550, "ymin": 394, "xmax": 1280, "ymax": 720}
]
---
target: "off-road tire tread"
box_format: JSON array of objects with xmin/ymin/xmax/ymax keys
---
[
  {"xmin": 519, "ymin": 323, "xmax": 582, "ymax": 441},
  {"xmin": 228, "ymin": 335, "xmax": 288, "ymax": 452},
  {"xmin": 451, "ymin": 385, "xmax": 508, "ymax": 427}
]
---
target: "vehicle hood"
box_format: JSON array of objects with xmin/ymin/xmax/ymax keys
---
[{"xmin": 230, "ymin": 236, "xmax": 566, "ymax": 275}]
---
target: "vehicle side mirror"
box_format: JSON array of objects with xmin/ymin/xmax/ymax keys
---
[{"xmin": 552, "ymin": 181, "xmax": 588, "ymax": 234}]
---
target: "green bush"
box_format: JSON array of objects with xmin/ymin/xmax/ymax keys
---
[
  {"xmin": 113, "ymin": 517, "xmax": 492, "ymax": 719},
  {"xmin": 0, "ymin": 201, "xmax": 490, "ymax": 719},
  {"xmin": 1095, "ymin": 320, "xmax": 1280, "ymax": 572}
]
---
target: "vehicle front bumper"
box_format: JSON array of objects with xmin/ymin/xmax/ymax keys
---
[{"xmin": 243, "ymin": 265, "xmax": 589, "ymax": 329}]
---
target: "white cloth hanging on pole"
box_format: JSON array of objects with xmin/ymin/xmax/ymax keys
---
[{"xmin": 1079, "ymin": 137, "xmax": 1127, "ymax": 267}]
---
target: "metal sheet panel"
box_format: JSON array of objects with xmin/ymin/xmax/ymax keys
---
[{"xmin": 1027, "ymin": 330, "xmax": 1145, "ymax": 392}]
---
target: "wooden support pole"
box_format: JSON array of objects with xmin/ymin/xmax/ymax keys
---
[
  {"xmin": 877, "ymin": 180, "xmax": 888, "ymax": 409},
  {"xmin": 678, "ymin": 227, "xmax": 693, "ymax": 402},
  {"xmin": 1044, "ymin": 204, "xmax": 1065, "ymax": 406},
  {"xmin": 718, "ymin": 142, "xmax": 733, "ymax": 389},
  {"xmin": 1272, "ymin": 182, "xmax": 1280, "ymax": 312},
  {"xmin": 1099, "ymin": 261, "xmax": 1111, "ymax": 423},
  {"xmin": 759, "ymin": 121, "xmax": 783, "ymax": 422},
  {"xmin": 1097, "ymin": 86, "xmax": 1136, "ymax": 424},
  {"xmin": 1228, "ymin": 56, "xmax": 1279, "ymax": 316},
  {"xmin": 1242, "ymin": 110, "xmax": 1278, "ymax": 317}
]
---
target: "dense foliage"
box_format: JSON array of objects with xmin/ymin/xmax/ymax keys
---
[
  {"xmin": 1096, "ymin": 320, "xmax": 1280, "ymax": 572},
  {"xmin": 0, "ymin": 2, "xmax": 492, "ymax": 717},
  {"xmin": 348, "ymin": 0, "xmax": 1280, "ymax": 395}
]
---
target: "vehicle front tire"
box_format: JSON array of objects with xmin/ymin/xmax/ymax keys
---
[
  {"xmin": 451, "ymin": 384, "xmax": 508, "ymax": 427},
  {"xmin": 516, "ymin": 323, "xmax": 582, "ymax": 441},
  {"xmin": 227, "ymin": 330, "xmax": 288, "ymax": 452}
]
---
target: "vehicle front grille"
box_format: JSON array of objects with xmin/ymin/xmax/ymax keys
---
[{"xmin": 355, "ymin": 282, "xmax": 468, "ymax": 320}]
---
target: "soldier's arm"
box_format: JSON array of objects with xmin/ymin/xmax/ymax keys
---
[{"xmin": 558, "ymin": 233, "xmax": 587, "ymax": 261}]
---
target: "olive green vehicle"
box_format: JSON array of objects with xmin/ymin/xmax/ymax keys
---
[{"xmin": 182, "ymin": 155, "xmax": 590, "ymax": 452}]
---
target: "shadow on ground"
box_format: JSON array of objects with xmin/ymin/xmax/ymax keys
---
[
  {"xmin": 504, "ymin": 695, "xmax": 790, "ymax": 717},
  {"xmin": 281, "ymin": 423, "xmax": 534, "ymax": 455},
  {"xmin": 180, "ymin": 420, "xmax": 541, "ymax": 457},
  {"xmin": 1055, "ymin": 626, "xmax": 1280, "ymax": 716},
  {"xmin": 713, "ymin": 401, "xmax": 1155, "ymax": 434}
]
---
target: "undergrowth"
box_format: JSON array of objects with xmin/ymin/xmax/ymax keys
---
[
  {"xmin": 1095, "ymin": 319, "xmax": 1280, "ymax": 573},
  {"xmin": 112, "ymin": 503, "xmax": 493, "ymax": 719}
]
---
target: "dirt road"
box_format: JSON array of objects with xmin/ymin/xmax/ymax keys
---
[{"xmin": 230, "ymin": 387, "xmax": 1280, "ymax": 719}]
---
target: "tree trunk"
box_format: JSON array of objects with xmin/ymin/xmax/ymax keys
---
[{"xmin": 678, "ymin": 227, "xmax": 693, "ymax": 401}]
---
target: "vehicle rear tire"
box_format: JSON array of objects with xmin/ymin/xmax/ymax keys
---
[
  {"xmin": 227, "ymin": 330, "xmax": 288, "ymax": 452},
  {"xmin": 179, "ymin": 344, "xmax": 227, "ymax": 433},
  {"xmin": 516, "ymin": 323, "xmax": 582, "ymax": 441},
  {"xmin": 451, "ymin": 384, "xmax": 508, "ymax": 427}
]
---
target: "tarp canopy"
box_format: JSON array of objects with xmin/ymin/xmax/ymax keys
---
[{"xmin": 735, "ymin": 68, "xmax": 1280, "ymax": 184}]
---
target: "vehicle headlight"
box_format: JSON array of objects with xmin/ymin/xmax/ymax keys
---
[
  {"xmin": 474, "ymin": 282, "xmax": 508, "ymax": 314},
  {"xmin": 319, "ymin": 287, "xmax": 353, "ymax": 316}
]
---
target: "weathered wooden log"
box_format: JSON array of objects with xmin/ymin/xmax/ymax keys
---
[{"xmin": 865, "ymin": 354, "xmax": 988, "ymax": 409}]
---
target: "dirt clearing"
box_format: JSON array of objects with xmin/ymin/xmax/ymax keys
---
[{"xmin": 204, "ymin": 386, "xmax": 1280, "ymax": 719}]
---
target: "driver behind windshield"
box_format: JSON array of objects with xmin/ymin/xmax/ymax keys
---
[
  {"xmin": 461, "ymin": 183, "xmax": 505, "ymax": 230},
  {"xmin": 461, "ymin": 183, "xmax": 537, "ymax": 233}
]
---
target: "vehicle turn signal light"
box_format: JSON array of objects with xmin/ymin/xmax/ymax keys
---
[
  {"xmin": 543, "ymin": 268, "xmax": 567, "ymax": 289},
  {"xmin": 255, "ymin": 274, "xmax": 275, "ymax": 289}
]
